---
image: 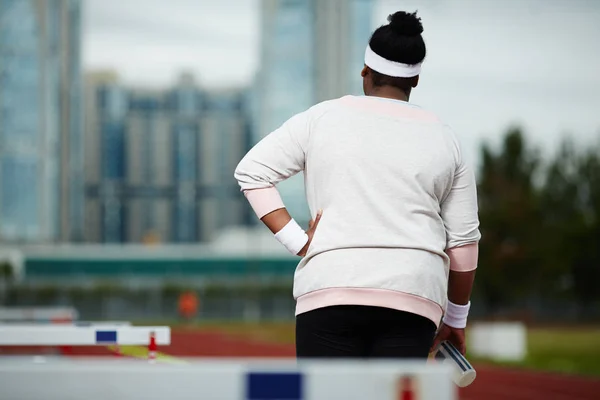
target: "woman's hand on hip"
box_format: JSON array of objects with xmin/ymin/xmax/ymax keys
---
[{"xmin": 297, "ymin": 210, "xmax": 323, "ymax": 257}]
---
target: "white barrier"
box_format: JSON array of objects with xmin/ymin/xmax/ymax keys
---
[
  {"xmin": 0, "ymin": 325, "xmax": 170, "ymax": 346},
  {"xmin": 1, "ymin": 321, "xmax": 131, "ymax": 327},
  {"xmin": 0, "ymin": 357, "xmax": 456, "ymax": 400},
  {"xmin": 0, "ymin": 306, "xmax": 78, "ymax": 322},
  {"xmin": 469, "ymin": 321, "xmax": 527, "ymax": 361},
  {"xmin": 72, "ymin": 321, "xmax": 132, "ymax": 327}
]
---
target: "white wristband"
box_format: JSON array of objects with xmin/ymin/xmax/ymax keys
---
[
  {"xmin": 274, "ymin": 219, "xmax": 309, "ymax": 255},
  {"xmin": 443, "ymin": 300, "xmax": 471, "ymax": 329}
]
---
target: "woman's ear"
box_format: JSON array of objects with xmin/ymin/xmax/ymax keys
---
[
  {"xmin": 412, "ymin": 75, "xmax": 420, "ymax": 88},
  {"xmin": 361, "ymin": 65, "xmax": 368, "ymax": 78}
]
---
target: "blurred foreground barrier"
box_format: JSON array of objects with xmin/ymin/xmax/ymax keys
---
[
  {"xmin": 1, "ymin": 321, "xmax": 132, "ymax": 327},
  {"xmin": 0, "ymin": 306, "xmax": 78, "ymax": 322},
  {"xmin": 0, "ymin": 325, "xmax": 170, "ymax": 346},
  {"xmin": 72, "ymin": 321, "xmax": 132, "ymax": 327},
  {"xmin": 469, "ymin": 321, "xmax": 527, "ymax": 361},
  {"xmin": 0, "ymin": 357, "xmax": 455, "ymax": 400}
]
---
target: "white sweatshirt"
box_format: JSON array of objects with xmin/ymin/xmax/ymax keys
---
[{"xmin": 234, "ymin": 95, "xmax": 481, "ymax": 326}]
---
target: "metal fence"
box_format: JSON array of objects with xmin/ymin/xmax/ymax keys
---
[{"xmin": 1, "ymin": 285, "xmax": 296, "ymax": 322}]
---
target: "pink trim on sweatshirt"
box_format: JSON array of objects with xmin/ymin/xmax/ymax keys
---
[
  {"xmin": 243, "ymin": 187, "xmax": 286, "ymax": 219},
  {"xmin": 296, "ymin": 287, "xmax": 443, "ymax": 327},
  {"xmin": 340, "ymin": 95, "xmax": 441, "ymax": 123},
  {"xmin": 446, "ymin": 243, "xmax": 478, "ymax": 272}
]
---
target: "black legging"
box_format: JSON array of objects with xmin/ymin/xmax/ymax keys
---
[{"xmin": 296, "ymin": 305, "xmax": 436, "ymax": 359}]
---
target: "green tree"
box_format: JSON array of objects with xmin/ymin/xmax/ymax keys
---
[
  {"xmin": 475, "ymin": 128, "xmax": 544, "ymax": 313},
  {"xmin": 543, "ymin": 139, "xmax": 600, "ymax": 310},
  {"xmin": 537, "ymin": 140, "xmax": 582, "ymax": 298},
  {"xmin": 477, "ymin": 129, "xmax": 600, "ymax": 319}
]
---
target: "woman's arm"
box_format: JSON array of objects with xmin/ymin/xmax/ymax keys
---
[
  {"xmin": 444, "ymin": 244, "xmax": 478, "ymax": 334},
  {"xmin": 234, "ymin": 110, "xmax": 313, "ymax": 254},
  {"xmin": 234, "ymin": 110, "xmax": 310, "ymax": 193},
  {"xmin": 441, "ymin": 159, "xmax": 481, "ymax": 303},
  {"xmin": 260, "ymin": 207, "xmax": 322, "ymax": 257},
  {"xmin": 445, "ymin": 244, "xmax": 478, "ymax": 306},
  {"xmin": 433, "ymin": 157, "xmax": 481, "ymax": 354}
]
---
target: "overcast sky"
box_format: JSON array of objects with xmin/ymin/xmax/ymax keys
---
[{"xmin": 83, "ymin": 0, "xmax": 600, "ymax": 166}]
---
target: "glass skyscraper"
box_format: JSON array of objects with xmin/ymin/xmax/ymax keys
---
[
  {"xmin": 85, "ymin": 74, "xmax": 253, "ymax": 243},
  {"xmin": 97, "ymin": 83, "xmax": 128, "ymax": 243},
  {"xmin": 0, "ymin": 0, "xmax": 83, "ymax": 242},
  {"xmin": 256, "ymin": 0, "xmax": 374, "ymax": 224},
  {"xmin": 257, "ymin": 0, "xmax": 315, "ymax": 145}
]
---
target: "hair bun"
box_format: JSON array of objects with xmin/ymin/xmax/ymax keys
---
[{"xmin": 387, "ymin": 11, "xmax": 423, "ymax": 36}]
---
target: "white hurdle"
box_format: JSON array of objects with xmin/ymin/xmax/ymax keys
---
[
  {"xmin": 0, "ymin": 357, "xmax": 456, "ymax": 400},
  {"xmin": 0, "ymin": 325, "xmax": 170, "ymax": 346},
  {"xmin": 72, "ymin": 321, "xmax": 132, "ymax": 327},
  {"xmin": 469, "ymin": 321, "xmax": 527, "ymax": 362},
  {"xmin": 0, "ymin": 321, "xmax": 132, "ymax": 327},
  {"xmin": 0, "ymin": 306, "xmax": 79, "ymax": 322}
]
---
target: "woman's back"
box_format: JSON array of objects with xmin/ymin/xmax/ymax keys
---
[
  {"xmin": 235, "ymin": 10, "xmax": 480, "ymax": 360},
  {"xmin": 235, "ymin": 93, "xmax": 479, "ymax": 323},
  {"xmin": 304, "ymin": 95, "xmax": 459, "ymax": 257}
]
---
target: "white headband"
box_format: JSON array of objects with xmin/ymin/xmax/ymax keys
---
[{"xmin": 364, "ymin": 45, "xmax": 422, "ymax": 78}]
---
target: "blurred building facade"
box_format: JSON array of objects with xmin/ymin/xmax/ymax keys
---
[
  {"xmin": 255, "ymin": 0, "xmax": 373, "ymax": 223},
  {"xmin": 0, "ymin": 0, "xmax": 84, "ymax": 243},
  {"xmin": 84, "ymin": 72, "xmax": 253, "ymax": 243}
]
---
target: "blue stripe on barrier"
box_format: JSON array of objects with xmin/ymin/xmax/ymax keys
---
[
  {"xmin": 95, "ymin": 330, "xmax": 117, "ymax": 343},
  {"xmin": 246, "ymin": 372, "xmax": 302, "ymax": 400}
]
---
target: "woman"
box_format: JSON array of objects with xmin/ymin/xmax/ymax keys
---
[{"xmin": 234, "ymin": 11, "xmax": 480, "ymax": 359}]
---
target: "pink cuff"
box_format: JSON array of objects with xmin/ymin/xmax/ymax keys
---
[
  {"xmin": 446, "ymin": 243, "xmax": 478, "ymax": 272},
  {"xmin": 243, "ymin": 187, "xmax": 286, "ymax": 219}
]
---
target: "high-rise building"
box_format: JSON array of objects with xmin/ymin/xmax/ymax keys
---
[
  {"xmin": 255, "ymin": 0, "xmax": 373, "ymax": 223},
  {"xmin": 314, "ymin": 0, "xmax": 374, "ymax": 99},
  {"xmin": 84, "ymin": 73, "xmax": 253, "ymax": 243},
  {"xmin": 0, "ymin": 0, "xmax": 84, "ymax": 243},
  {"xmin": 256, "ymin": 0, "xmax": 315, "ymax": 145},
  {"xmin": 199, "ymin": 88, "xmax": 255, "ymax": 239}
]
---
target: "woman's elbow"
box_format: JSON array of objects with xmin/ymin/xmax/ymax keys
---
[
  {"xmin": 233, "ymin": 163, "xmax": 251, "ymax": 190},
  {"xmin": 234, "ymin": 161, "xmax": 269, "ymax": 191},
  {"xmin": 446, "ymin": 227, "xmax": 481, "ymax": 250},
  {"xmin": 233, "ymin": 161, "xmax": 244, "ymax": 184}
]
